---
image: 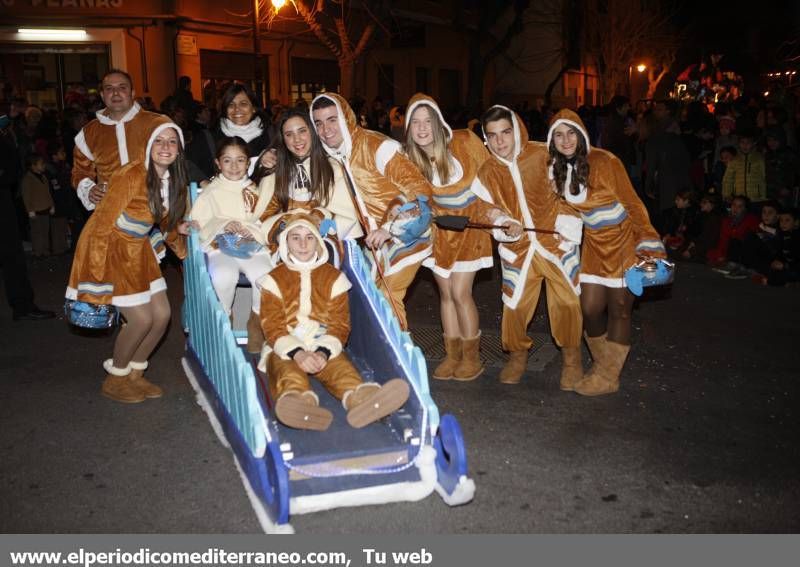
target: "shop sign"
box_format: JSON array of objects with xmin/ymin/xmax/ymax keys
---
[{"xmin": 177, "ymin": 34, "xmax": 198, "ymax": 56}]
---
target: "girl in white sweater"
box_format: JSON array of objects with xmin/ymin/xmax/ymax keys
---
[{"xmin": 190, "ymin": 136, "xmax": 272, "ymax": 352}]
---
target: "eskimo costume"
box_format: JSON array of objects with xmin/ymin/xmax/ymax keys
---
[
  {"xmin": 546, "ymin": 109, "xmax": 665, "ymax": 396},
  {"xmin": 310, "ymin": 93, "xmax": 434, "ymax": 330},
  {"xmin": 474, "ymin": 106, "xmax": 584, "ymax": 388},
  {"xmin": 66, "ymin": 122, "xmax": 187, "ymax": 404},
  {"xmin": 72, "ymin": 102, "xmax": 171, "ymax": 259},
  {"xmin": 403, "ymin": 93, "xmax": 498, "ymax": 382},
  {"xmin": 66, "ymin": 122, "xmax": 186, "ymax": 307},
  {"xmin": 405, "ymin": 94, "xmax": 494, "ymax": 278},
  {"xmin": 190, "ymin": 173, "xmax": 273, "ymax": 352},
  {"xmin": 257, "ymin": 213, "xmax": 409, "ymax": 430},
  {"xmin": 72, "ymin": 102, "xmax": 170, "ymax": 212}
]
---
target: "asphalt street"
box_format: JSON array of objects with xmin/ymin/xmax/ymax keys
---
[{"xmin": 1, "ymin": 252, "xmax": 798, "ymax": 533}]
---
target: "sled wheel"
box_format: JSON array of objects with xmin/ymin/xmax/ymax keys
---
[
  {"xmin": 265, "ymin": 442, "xmax": 290, "ymax": 525},
  {"xmin": 434, "ymin": 414, "xmax": 468, "ymax": 496}
]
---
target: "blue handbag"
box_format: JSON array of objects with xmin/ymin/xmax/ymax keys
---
[
  {"xmin": 64, "ymin": 300, "xmax": 119, "ymax": 329},
  {"xmin": 624, "ymin": 258, "xmax": 675, "ymax": 296}
]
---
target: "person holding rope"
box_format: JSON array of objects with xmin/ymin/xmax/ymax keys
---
[
  {"xmin": 546, "ymin": 109, "xmax": 666, "ymax": 396},
  {"xmin": 403, "ymin": 93, "xmax": 518, "ymax": 381},
  {"xmin": 309, "ymin": 93, "xmax": 434, "ymax": 331},
  {"xmin": 474, "ymin": 106, "xmax": 584, "ymax": 388}
]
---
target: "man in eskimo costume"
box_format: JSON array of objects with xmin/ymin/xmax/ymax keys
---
[
  {"xmin": 310, "ymin": 93, "xmax": 434, "ymax": 330},
  {"xmin": 72, "ymin": 70, "xmax": 170, "ymax": 237},
  {"xmin": 474, "ymin": 105, "xmax": 585, "ymax": 388},
  {"xmin": 257, "ymin": 212, "xmax": 409, "ymax": 430}
]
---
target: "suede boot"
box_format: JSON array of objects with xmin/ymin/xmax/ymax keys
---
[
  {"xmin": 128, "ymin": 360, "xmax": 163, "ymax": 399},
  {"xmin": 246, "ymin": 311, "xmax": 265, "ymax": 354},
  {"xmin": 575, "ymin": 340, "xmax": 630, "ymax": 397},
  {"xmin": 559, "ymin": 346, "xmax": 584, "ymax": 391},
  {"xmin": 345, "ymin": 379, "xmax": 409, "ymax": 428},
  {"xmin": 453, "ymin": 333, "xmax": 483, "ymax": 381},
  {"xmin": 274, "ymin": 391, "xmax": 333, "ymax": 431},
  {"xmin": 101, "ymin": 361, "xmax": 145, "ymax": 404},
  {"xmin": 499, "ymin": 350, "xmax": 528, "ymax": 384},
  {"xmin": 432, "ymin": 336, "xmax": 461, "ymax": 380},
  {"xmin": 583, "ymin": 333, "xmax": 608, "ymax": 381}
]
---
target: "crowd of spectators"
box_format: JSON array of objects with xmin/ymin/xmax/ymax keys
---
[{"xmin": 2, "ymin": 76, "xmax": 799, "ymax": 292}]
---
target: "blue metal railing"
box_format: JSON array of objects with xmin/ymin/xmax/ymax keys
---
[{"xmin": 184, "ymin": 182, "xmax": 268, "ymax": 458}]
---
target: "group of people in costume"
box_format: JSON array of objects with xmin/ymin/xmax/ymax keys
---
[{"xmin": 65, "ymin": 69, "xmax": 666, "ymax": 430}]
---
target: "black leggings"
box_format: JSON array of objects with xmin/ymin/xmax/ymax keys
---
[{"xmin": 580, "ymin": 283, "xmax": 635, "ymax": 345}]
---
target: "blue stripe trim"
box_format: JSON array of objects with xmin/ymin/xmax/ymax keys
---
[{"xmin": 581, "ymin": 202, "xmax": 628, "ymax": 229}]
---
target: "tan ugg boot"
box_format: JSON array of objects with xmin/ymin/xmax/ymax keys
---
[
  {"xmin": 345, "ymin": 379, "xmax": 409, "ymax": 428},
  {"xmin": 246, "ymin": 311, "xmax": 265, "ymax": 354},
  {"xmin": 100, "ymin": 361, "xmax": 145, "ymax": 404},
  {"xmin": 559, "ymin": 346, "xmax": 584, "ymax": 391},
  {"xmin": 128, "ymin": 360, "xmax": 163, "ymax": 399},
  {"xmin": 274, "ymin": 391, "xmax": 333, "ymax": 431},
  {"xmin": 583, "ymin": 333, "xmax": 608, "ymax": 381},
  {"xmin": 499, "ymin": 350, "xmax": 528, "ymax": 384},
  {"xmin": 432, "ymin": 336, "xmax": 461, "ymax": 380},
  {"xmin": 453, "ymin": 333, "xmax": 483, "ymax": 381},
  {"xmin": 574, "ymin": 340, "xmax": 630, "ymax": 397}
]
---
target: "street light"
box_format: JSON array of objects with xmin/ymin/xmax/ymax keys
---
[
  {"xmin": 636, "ymin": 63, "xmax": 647, "ymax": 73},
  {"xmin": 628, "ymin": 63, "xmax": 647, "ymax": 98}
]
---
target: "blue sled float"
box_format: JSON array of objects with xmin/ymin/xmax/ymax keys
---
[{"xmin": 181, "ymin": 184, "xmax": 475, "ymax": 533}]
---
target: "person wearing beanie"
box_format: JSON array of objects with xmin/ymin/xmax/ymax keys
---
[
  {"xmin": 546, "ymin": 109, "xmax": 666, "ymax": 397},
  {"xmin": 257, "ymin": 213, "xmax": 409, "ymax": 430}
]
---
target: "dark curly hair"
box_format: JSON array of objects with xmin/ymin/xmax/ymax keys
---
[{"xmin": 548, "ymin": 126, "xmax": 589, "ymax": 197}]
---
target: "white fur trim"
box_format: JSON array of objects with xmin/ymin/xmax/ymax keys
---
[
  {"xmin": 273, "ymin": 335, "xmax": 307, "ymax": 359},
  {"xmin": 95, "ymin": 101, "xmax": 141, "ymax": 125},
  {"xmin": 129, "ymin": 360, "xmax": 148, "ymax": 370},
  {"xmin": 76, "ymin": 178, "xmax": 96, "ymax": 211},
  {"xmin": 311, "ymin": 335, "xmax": 343, "ymax": 359},
  {"xmin": 492, "ymin": 215, "xmax": 522, "ymax": 242},
  {"xmin": 375, "ymin": 139, "xmax": 401, "ymax": 176},
  {"xmin": 424, "ymin": 256, "xmax": 493, "ymax": 278},
  {"xmin": 555, "ymin": 214, "xmax": 583, "ymax": 244},
  {"xmin": 103, "ymin": 359, "xmax": 130, "ymax": 376},
  {"xmin": 482, "ymin": 104, "xmax": 522, "ymax": 165},
  {"xmin": 311, "ymin": 94, "xmax": 353, "ymax": 161},
  {"xmin": 288, "ymin": 445, "xmax": 437, "ymax": 515},
  {"xmin": 330, "ymin": 272, "xmax": 352, "ymax": 298},
  {"xmin": 74, "ymin": 129, "xmax": 95, "ymax": 161},
  {"xmin": 405, "ymin": 98, "xmax": 453, "ymax": 141},
  {"xmin": 144, "ymin": 122, "xmax": 185, "ymax": 170},
  {"xmin": 546, "ymin": 117, "xmax": 592, "ymax": 153},
  {"xmin": 298, "ymin": 270, "xmax": 311, "ymax": 320},
  {"xmin": 111, "ymin": 278, "xmax": 167, "ymax": 307},
  {"xmin": 580, "ymin": 273, "xmax": 626, "ymax": 288},
  {"xmin": 256, "ymin": 274, "xmax": 281, "ymax": 298},
  {"xmin": 497, "ymin": 244, "xmax": 518, "ymax": 264},
  {"xmin": 181, "ymin": 358, "xmax": 293, "ymax": 534},
  {"xmin": 382, "ymin": 245, "xmax": 432, "ymax": 276},
  {"xmin": 470, "ymin": 177, "xmax": 494, "ymax": 203},
  {"xmin": 563, "ymin": 181, "xmax": 588, "ymax": 204}
]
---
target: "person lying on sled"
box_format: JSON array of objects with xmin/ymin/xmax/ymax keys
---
[{"xmin": 256, "ymin": 212, "xmax": 409, "ymax": 430}]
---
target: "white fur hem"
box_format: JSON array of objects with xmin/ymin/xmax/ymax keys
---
[
  {"xmin": 580, "ymin": 274, "xmax": 625, "ymax": 287},
  {"xmin": 424, "ymin": 256, "xmax": 493, "ymax": 278},
  {"xmin": 111, "ymin": 278, "xmax": 167, "ymax": 307},
  {"xmin": 76, "ymin": 178, "xmax": 96, "ymax": 211},
  {"xmin": 182, "ymin": 358, "xmax": 293, "ymax": 534},
  {"xmin": 289, "ymin": 445, "xmax": 437, "ymax": 515},
  {"xmin": 383, "ymin": 247, "xmax": 431, "ymax": 276}
]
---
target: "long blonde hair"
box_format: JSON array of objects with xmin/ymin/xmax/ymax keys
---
[{"xmin": 404, "ymin": 104, "xmax": 450, "ymax": 184}]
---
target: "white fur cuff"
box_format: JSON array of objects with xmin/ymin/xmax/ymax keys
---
[
  {"xmin": 555, "ymin": 214, "xmax": 583, "ymax": 244},
  {"xmin": 492, "ymin": 215, "xmax": 522, "ymax": 242}
]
